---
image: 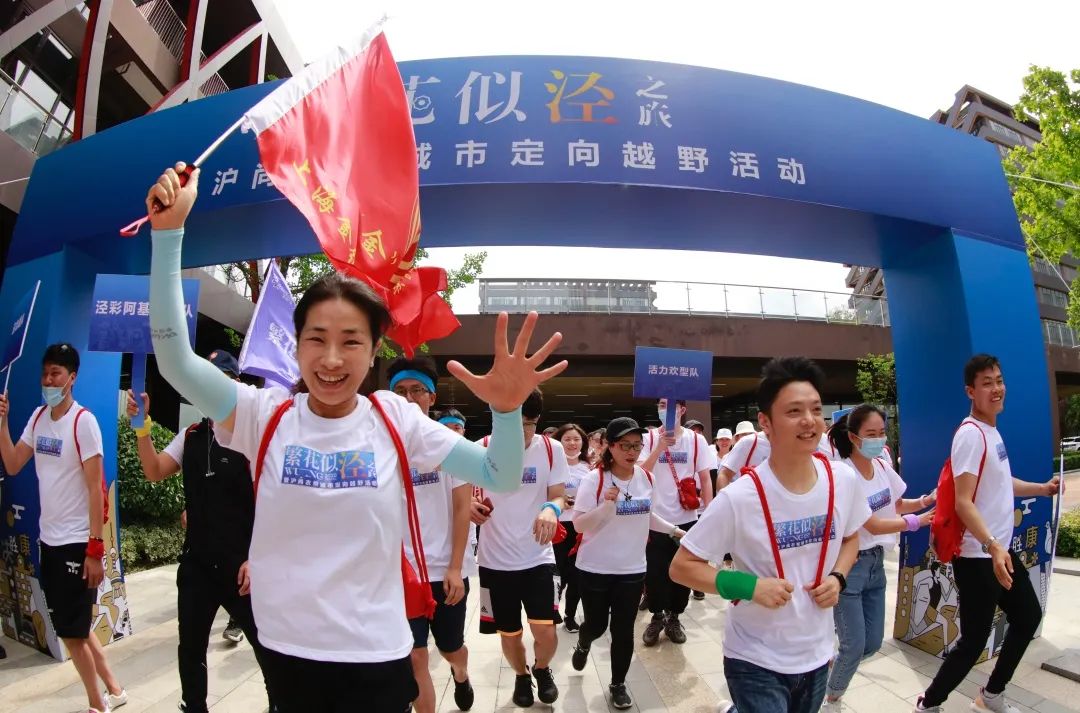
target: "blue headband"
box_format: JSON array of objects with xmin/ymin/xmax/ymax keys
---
[
  {"xmin": 389, "ymin": 369, "xmax": 436, "ymax": 394},
  {"xmin": 438, "ymin": 416, "xmax": 466, "ymax": 427}
]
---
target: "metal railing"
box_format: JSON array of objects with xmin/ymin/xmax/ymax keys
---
[
  {"xmin": 477, "ymin": 278, "xmax": 890, "ymax": 326},
  {"xmin": 135, "ymin": 0, "xmax": 230, "ymax": 98},
  {"xmin": 0, "ymin": 69, "xmax": 72, "ymax": 156}
]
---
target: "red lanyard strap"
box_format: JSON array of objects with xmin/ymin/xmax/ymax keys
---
[{"xmin": 740, "ymin": 452, "xmax": 835, "ymax": 587}]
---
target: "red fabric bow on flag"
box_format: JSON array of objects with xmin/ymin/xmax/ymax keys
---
[{"xmin": 242, "ymin": 27, "xmax": 459, "ymax": 355}]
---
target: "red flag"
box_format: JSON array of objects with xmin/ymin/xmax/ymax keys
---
[{"xmin": 242, "ymin": 27, "xmax": 458, "ymax": 356}]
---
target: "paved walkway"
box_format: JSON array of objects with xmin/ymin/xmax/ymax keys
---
[{"xmin": 2, "ymin": 549, "xmax": 1079, "ymax": 712}]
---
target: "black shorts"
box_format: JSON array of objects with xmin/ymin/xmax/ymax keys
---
[
  {"xmin": 409, "ymin": 579, "xmax": 469, "ymax": 652},
  {"xmin": 40, "ymin": 541, "xmax": 95, "ymax": 639},
  {"xmin": 478, "ymin": 564, "xmax": 558, "ymax": 636}
]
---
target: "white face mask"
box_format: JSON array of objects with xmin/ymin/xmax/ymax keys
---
[{"xmin": 657, "ymin": 407, "xmax": 667, "ymax": 425}]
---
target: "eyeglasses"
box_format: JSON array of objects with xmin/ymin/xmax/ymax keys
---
[
  {"xmin": 393, "ymin": 385, "xmax": 431, "ymax": 398},
  {"xmin": 616, "ymin": 441, "xmax": 644, "ymax": 453}
]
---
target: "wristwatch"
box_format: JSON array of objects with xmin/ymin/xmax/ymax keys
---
[
  {"xmin": 981, "ymin": 535, "xmax": 998, "ymax": 554},
  {"xmin": 828, "ymin": 571, "xmax": 847, "ymax": 591}
]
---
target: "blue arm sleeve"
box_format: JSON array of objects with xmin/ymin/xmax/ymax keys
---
[
  {"xmin": 441, "ymin": 407, "xmax": 524, "ymax": 493},
  {"xmin": 149, "ymin": 229, "xmax": 237, "ymax": 422}
]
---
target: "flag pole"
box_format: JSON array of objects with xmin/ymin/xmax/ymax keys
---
[{"xmin": 119, "ymin": 114, "xmax": 248, "ymax": 237}]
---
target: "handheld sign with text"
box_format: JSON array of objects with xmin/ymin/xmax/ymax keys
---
[
  {"xmin": 633, "ymin": 346, "xmax": 713, "ymax": 433},
  {"xmin": 88, "ymin": 274, "xmax": 199, "ymax": 428},
  {"xmin": 2, "ymin": 280, "xmax": 41, "ymax": 395}
]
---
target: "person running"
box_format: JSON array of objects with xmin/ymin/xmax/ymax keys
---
[
  {"xmin": 387, "ymin": 356, "xmax": 475, "ymax": 713},
  {"xmin": 823, "ymin": 404, "xmax": 936, "ymax": 709},
  {"xmin": 915, "ymin": 355, "xmax": 1059, "ymax": 713},
  {"xmin": 570, "ymin": 417, "xmax": 682, "ymax": 710},
  {"xmin": 717, "ymin": 421, "xmax": 767, "ymax": 489},
  {"xmin": 638, "ymin": 398, "xmax": 715, "ymax": 646},
  {"xmin": 475, "ymin": 388, "xmax": 568, "ymax": 708},
  {"xmin": 671, "ymin": 356, "xmax": 872, "ymax": 713},
  {"xmin": 126, "ymin": 349, "xmax": 273, "ymax": 713},
  {"xmin": 144, "ymin": 162, "xmax": 566, "ymax": 712},
  {"xmin": 553, "ymin": 422, "xmax": 590, "ymax": 634},
  {"xmin": 0, "ymin": 344, "xmax": 127, "ymax": 713}
]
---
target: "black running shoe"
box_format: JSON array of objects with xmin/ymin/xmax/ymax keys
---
[
  {"xmin": 512, "ymin": 672, "xmax": 534, "ymax": 708},
  {"xmin": 563, "ymin": 615, "xmax": 580, "ymax": 633},
  {"xmin": 571, "ymin": 644, "xmax": 589, "ymax": 671},
  {"xmin": 642, "ymin": 613, "xmax": 665, "ymax": 647},
  {"xmin": 532, "ymin": 665, "xmax": 559, "ymax": 704},
  {"xmin": 665, "ymin": 614, "xmax": 687, "ymax": 644},
  {"xmin": 609, "ymin": 683, "xmax": 634, "ymax": 710},
  {"xmin": 451, "ymin": 669, "xmax": 474, "ymax": 711}
]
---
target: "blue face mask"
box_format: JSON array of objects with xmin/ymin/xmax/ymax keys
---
[
  {"xmin": 42, "ymin": 376, "xmax": 71, "ymax": 408},
  {"xmin": 857, "ymin": 436, "xmax": 887, "ymax": 459},
  {"xmin": 657, "ymin": 408, "xmax": 667, "ymax": 425}
]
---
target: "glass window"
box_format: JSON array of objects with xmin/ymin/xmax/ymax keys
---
[{"xmin": 18, "ymin": 69, "xmax": 58, "ymax": 114}]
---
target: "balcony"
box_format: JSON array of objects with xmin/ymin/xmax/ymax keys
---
[
  {"xmin": 477, "ymin": 278, "xmax": 890, "ymax": 326},
  {"xmin": 0, "ymin": 68, "xmax": 72, "ymax": 156},
  {"xmin": 135, "ymin": 0, "xmax": 229, "ymax": 98}
]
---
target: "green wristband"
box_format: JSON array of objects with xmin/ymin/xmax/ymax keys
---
[{"xmin": 714, "ymin": 569, "xmax": 758, "ymax": 601}]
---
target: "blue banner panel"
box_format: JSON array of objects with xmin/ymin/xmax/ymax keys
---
[{"xmin": 87, "ymin": 274, "xmax": 199, "ymax": 353}]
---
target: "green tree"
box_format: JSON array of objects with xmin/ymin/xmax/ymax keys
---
[
  {"xmin": 855, "ymin": 352, "xmax": 900, "ymax": 462},
  {"xmin": 1065, "ymin": 393, "xmax": 1080, "ymax": 436},
  {"xmin": 1005, "ymin": 66, "xmax": 1080, "ymax": 326},
  {"xmin": 115, "ymin": 418, "xmax": 185, "ymax": 523}
]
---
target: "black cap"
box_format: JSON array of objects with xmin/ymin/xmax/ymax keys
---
[
  {"xmin": 207, "ymin": 350, "xmax": 240, "ymax": 377},
  {"xmin": 606, "ymin": 417, "xmax": 647, "ymax": 443},
  {"xmin": 685, "ymin": 419, "xmax": 705, "ymax": 430}
]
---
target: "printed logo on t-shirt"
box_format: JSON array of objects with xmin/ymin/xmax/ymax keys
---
[
  {"xmin": 659, "ymin": 451, "xmax": 688, "ymax": 464},
  {"xmin": 522, "ymin": 467, "xmax": 537, "ymax": 484},
  {"xmin": 774, "ymin": 515, "xmax": 837, "ymax": 551},
  {"xmin": 867, "ymin": 488, "xmax": 892, "ymax": 513},
  {"xmin": 36, "ymin": 436, "xmax": 62, "ymax": 457},
  {"xmin": 566, "ymin": 475, "xmax": 581, "ymax": 491},
  {"xmin": 996, "ymin": 442, "xmax": 1008, "ymax": 462},
  {"xmin": 282, "ymin": 446, "xmax": 377, "ymax": 489},
  {"xmin": 411, "ymin": 469, "xmax": 440, "ymax": 487},
  {"xmin": 616, "ymin": 498, "xmax": 651, "ymax": 516}
]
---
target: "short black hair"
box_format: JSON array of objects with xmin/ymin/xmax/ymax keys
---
[
  {"xmin": 434, "ymin": 407, "xmax": 466, "ymax": 424},
  {"xmin": 828, "ymin": 403, "xmax": 887, "ymax": 460},
  {"xmin": 42, "ymin": 343, "xmax": 79, "ymax": 373},
  {"xmin": 523, "ymin": 387, "xmax": 544, "ymax": 419},
  {"xmin": 757, "ymin": 356, "xmax": 826, "ymax": 415},
  {"xmin": 964, "ymin": 354, "xmax": 1001, "ymax": 388},
  {"xmin": 657, "ymin": 398, "xmax": 687, "ymax": 407},
  {"xmin": 386, "ymin": 355, "xmax": 439, "ymax": 387}
]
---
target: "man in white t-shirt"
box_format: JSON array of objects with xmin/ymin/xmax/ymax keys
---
[
  {"xmin": 0, "ymin": 344, "xmax": 127, "ymax": 713},
  {"xmin": 915, "ymin": 355, "xmax": 1059, "ymax": 713},
  {"xmin": 387, "ymin": 356, "xmax": 475, "ymax": 713},
  {"xmin": 718, "ymin": 422, "xmax": 769, "ymax": 488},
  {"xmin": 475, "ymin": 388, "xmax": 568, "ymax": 708},
  {"xmin": 671, "ymin": 356, "xmax": 871, "ymax": 713},
  {"xmin": 638, "ymin": 398, "xmax": 716, "ymax": 646}
]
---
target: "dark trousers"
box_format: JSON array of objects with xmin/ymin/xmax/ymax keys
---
[
  {"xmin": 260, "ymin": 648, "xmax": 418, "ymax": 713},
  {"xmin": 553, "ymin": 521, "xmax": 581, "ymax": 619},
  {"xmin": 923, "ymin": 551, "xmax": 1042, "ymax": 706},
  {"xmin": 645, "ymin": 520, "xmax": 696, "ymax": 616},
  {"xmin": 576, "ymin": 570, "xmax": 644, "ymax": 685},
  {"xmin": 177, "ymin": 556, "xmax": 272, "ymax": 713}
]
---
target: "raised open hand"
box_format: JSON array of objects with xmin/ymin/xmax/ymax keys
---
[{"xmin": 447, "ymin": 312, "xmax": 567, "ymax": 413}]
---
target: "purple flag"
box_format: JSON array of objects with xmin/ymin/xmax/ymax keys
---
[{"xmin": 239, "ymin": 261, "xmax": 299, "ymax": 390}]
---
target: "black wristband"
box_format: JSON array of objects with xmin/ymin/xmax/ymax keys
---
[{"xmin": 828, "ymin": 571, "xmax": 847, "ymax": 591}]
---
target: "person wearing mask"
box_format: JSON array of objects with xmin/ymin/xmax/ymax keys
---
[
  {"xmin": 474, "ymin": 388, "xmax": 568, "ymax": 708},
  {"xmin": 915, "ymin": 355, "xmax": 1059, "ymax": 713},
  {"xmin": 638, "ymin": 398, "xmax": 715, "ymax": 645},
  {"xmin": 552, "ymin": 422, "xmax": 590, "ymax": 633},
  {"xmin": 671, "ymin": 357, "xmax": 871, "ymax": 713},
  {"xmin": 387, "ymin": 356, "xmax": 476, "ymax": 713},
  {"xmin": 143, "ymin": 162, "xmax": 566, "ymax": 712},
  {"xmin": 570, "ymin": 417, "xmax": 682, "ymax": 710},
  {"xmin": 0, "ymin": 344, "xmax": 127, "ymax": 713},
  {"xmin": 823, "ymin": 404, "xmax": 936, "ymax": 709},
  {"xmin": 126, "ymin": 350, "xmax": 273, "ymax": 713}
]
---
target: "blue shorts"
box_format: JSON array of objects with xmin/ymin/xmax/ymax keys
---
[{"xmin": 409, "ymin": 579, "xmax": 469, "ymax": 652}]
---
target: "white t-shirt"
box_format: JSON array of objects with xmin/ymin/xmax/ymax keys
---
[
  {"xmin": 163, "ymin": 431, "xmax": 186, "ymax": 466},
  {"xmin": 476, "ymin": 435, "xmax": 568, "ymax": 571},
  {"xmin": 574, "ymin": 466, "xmax": 654, "ymax": 575},
  {"xmin": 405, "ymin": 465, "xmax": 473, "ymax": 580},
  {"xmin": 638, "ymin": 427, "xmax": 714, "ymax": 525},
  {"xmin": 952, "ymin": 418, "xmax": 1014, "ymax": 559},
  {"xmin": 681, "ymin": 457, "xmax": 872, "ymax": 674},
  {"xmin": 217, "ymin": 385, "xmax": 459, "ymax": 663},
  {"xmin": 845, "ymin": 457, "xmax": 907, "ymax": 551},
  {"xmin": 562, "ymin": 460, "xmax": 591, "ymax": 523},
  {"xmin": 20, "ymin": 403, "xmax": 103, "ymax": 546},
  {"xmin": 721, "ymin": 432, "xmax": 770, "ymax": 474}
]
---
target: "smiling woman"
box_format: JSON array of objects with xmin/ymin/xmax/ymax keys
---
[{"xmin": 144, "ymin": 162, "xmax": 568, "ymax": 712}]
